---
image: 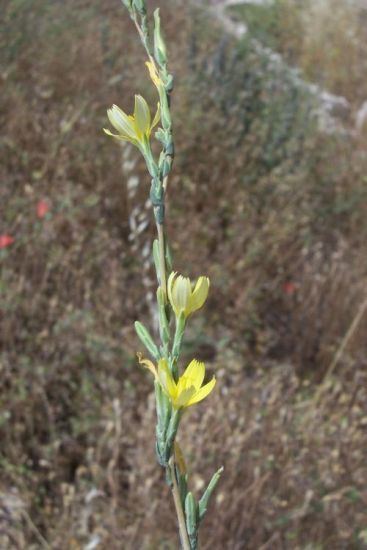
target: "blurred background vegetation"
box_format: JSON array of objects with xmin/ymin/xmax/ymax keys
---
[{"xmin": 1, "ymin": 0, "xmax": 367, "ymax": 548}]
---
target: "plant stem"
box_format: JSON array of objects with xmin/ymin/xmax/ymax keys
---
[
  {"xmin": 169, "ymin": 456, "xmax": 191, "ymax": 550},
  {"xmin": 157, "ymin": 221, "xmax": 167, "ymax": 296}
]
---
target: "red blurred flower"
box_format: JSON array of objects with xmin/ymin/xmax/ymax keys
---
[
  {"xmin": 283, "ymin": 281, "xmax": 296, "ymax": 295},
  {"xmin": 0, "ymin": 234, "xmax": 14, "ymax": 249},
  {"xmin": 37, "ymin": 199, "xmax": 50, "ymax": 219}
]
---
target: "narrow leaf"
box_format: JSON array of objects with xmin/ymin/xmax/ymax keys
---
[
  {"xmin": 134, "ymin": 321, "xmax": 160, "ymax": 360},
  {"xmin": 198, "ymin": 466, "xmax": 224, "ymax": 523}
]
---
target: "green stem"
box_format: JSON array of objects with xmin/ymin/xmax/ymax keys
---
[
  {"xmin": 169, "ymin": 456, "xmax": 191, "ymax": 550},
  {"xmin": 157, "ymin": 221, "xmax": 167, "ymax": 298}
]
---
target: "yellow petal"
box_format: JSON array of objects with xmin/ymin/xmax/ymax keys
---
[
  {"xmin": 107, "ymin": 105, "xmax": 137, "ymax": 140},
  {"xmin": 188, "ymin": 276, "xmax": 210, "ymax": 315},
  {"xmin": 167, "ymin": 272, "xmax": 177, "ymax": 313},
  {"xmin": 172, "ymin": 276, "xmax": 191, "ymax": 314},
  {"xmin": 158, "ymin": 358, "xmax": 177, "ymax": 398},
  {"xmin": 133, "ymin": 95, "xmax": 151, "ymax": 138},
  {"xmin": 103, "ymin": 128, "xmax": 138, "ymax": 145},
  {"xmin": 175, "ymin": 386, "xmax": 196, "ymax": 408},
  {"xmin": 150, "ymin": 103, "xmax": 161, "ymax": 132},
  {"xmin": 183, "ymin": 359, "xmax": 205, "ymax": 391},
  {"xmin": 186, "ymin": 377, "xmax": 216, "ymax": 407}
]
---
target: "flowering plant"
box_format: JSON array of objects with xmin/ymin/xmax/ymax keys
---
[{"xmin": 104, "ymin": 2, "xmax": 223, "ymax": 547}]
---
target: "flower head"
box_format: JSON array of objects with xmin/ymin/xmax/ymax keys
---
[
  {"xmin": 159, "ymin": 358, "xmax": 216, "ymax": 409},
  {"xmin": 0, "ymin": 234, "xmax": 14, "ymax": 249},
  {"xmin": 168, "ymin": 272, "xmax": 210, "ymax": 319},
  {"xmin": 104, "ymin": 95, "xmax": 160, "ymax": 149},
  {"xmin": 138, "ymin": 354, "xmax": 216, "ymax": 409}
]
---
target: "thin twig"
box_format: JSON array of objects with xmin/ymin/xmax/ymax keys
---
[
  {"xmin": 312, "ymin": 296, "xmax": 367, "ymax": 410},
  {"xmin": 21, "ymin": 510, "xmax": 51, "ymax": 550}
]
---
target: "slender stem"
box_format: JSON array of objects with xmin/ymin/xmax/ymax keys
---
[
  {"xmin": 169, "ymin": 456, "xmax": 191, "ymax": 550},
  {"xmin": 157, "ymin": 221, "xmax": 167, "ymax": 296},
  {"xmin": 130, "ymin": 8, "xmax": 189, "ymax": 547}
]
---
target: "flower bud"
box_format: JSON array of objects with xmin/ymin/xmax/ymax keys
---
[
  {"xmin": 167, "ymin": 272, "xmax": 210, "ymax": 319},
  {"xmin": 153, "ymin": 9, "xmax": 167, "ymax": 66}
]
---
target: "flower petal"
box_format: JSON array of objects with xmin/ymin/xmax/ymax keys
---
[
  {"xmin": 107, "ymin": 105, "xmax": 137, "ymax": 139},
  {"xmin": 186, "ymin": 377, "xmax": 216, "ymax": 407},
  {"xmin": 103, "ymin": 128, "xmax": 138, "ymax": 145},
  {"xmin": 158, "ymin": 358, "xmax": 177, "ymax": 398},
  {"xmin": 188, "ymin": 276, "xmax": 210, "ymax": 315},
  {"xmin": 183, "ymin": 359, "xmax": 205, "ymax": 391},
  {"xmin": 175, "ymin": 386, "xmax": 196, "ymax": 408},
  {"xmin": 173, "ymin": 275, "xmax": 191, "ymax": 314},
  {"xmin": 151, "ymin": 103, "xmax": 161, "ymax": 132},
  {"xmin": 168, "ymin": 272, "xmax": 178, "ymax": 315},
  {"xmin": 134, "ymin": 95, "xmax": 151, "ymax": 139}
]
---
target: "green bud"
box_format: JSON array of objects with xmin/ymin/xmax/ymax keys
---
[
  {"xmin": 153, "ymin": 9, "xmax": 167, "ymax": 66},
  {"xmin": 161, "ymin": 102, "xmax": 171, "ymax": 131},
  {"xmin": 155, "ymin": 381, "xmax": 171, "ymax": 467},
  {"xmin": 121, "ymin": 0, "xmax": 133, "ymax": 10},
  {"xmin": 155, "ymin": 380, "xmax": 170, "ymax": 434},
  {"xmin": 155, "ymin": 128, "xmax": 166, "ymax": 145},
  {"xmin": 134, "ymin": 321, "xmax": 160, "ymax": 360},
  {"xmin": 133, "ymin": 0, "xmax": 146, "ymax": 13},
  {"xmin": 185, "ymin": 492, "xmax": 199, "ymax": 549},
  {"xmin": 165, "ymin": 73, "xmax": 174, "ymax": 93}
]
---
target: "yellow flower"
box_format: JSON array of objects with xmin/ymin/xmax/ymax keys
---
[
  {"xmin": 146, "ymin": 61, "xmax": 164, "ymax": 91},
  {"xmin": 138, "ymin": 354, "xmax": 216, "ymax": 409},
  {"xmin": 104, "ymin": 95, "xmax": 160, "ymax": 147},
  {"xmin": 159, "ymin": 358, "xmax": 216, "ymax": 409},
  {"xmin": 167, "ymin": 272, "xmax": 210, "ymax": 319}
]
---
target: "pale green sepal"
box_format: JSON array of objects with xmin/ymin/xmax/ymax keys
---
[
  {"xmin": 133, "ymin": 0, "xmax": 145, "ymax": 13},
  {"xmin": 151, "ymin": 103, "xmax": 161, "ymax": 130},
  {"xmin": 185, "ymin": 492, "xmax": 199, "ymax": 549},
  {"xmin": 134, "ymin": 95, "xmax": 151, "ymax": 139},
  {"xmin": 157, "ymin": 287, "xmax": 170, "ymax": 349},
  {"xmin": 164, "ymin": 408, "xmax": 181, "ymax": 463},
  {"xmin": 153, "ymin": 9, "xmax": 167, "ymax": 66},
  {"xmin": 177, "ymin": 470, "xmax": 188, "ymax": 509},
  {"xmin": 103, "ymin": 128, "xmax": 138, "ymax": 146},
  {"xmin": 155, "ymin": 128, "xmax": 166, "ymax": 145},
  {"xmin": 155, "ymin": 381, "xmax": 171, "ymax": 466},
  {"xmin": 198, "ymin": 466, "xmax": 224, "ymax": 523},
  {"xmin": 134, "ymin": 321, "xmax": 160, "ymax": 360}
]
